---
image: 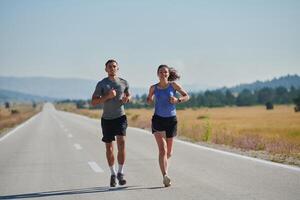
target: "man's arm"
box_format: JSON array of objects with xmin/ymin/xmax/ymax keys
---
[
  {"xmin": 91, "ymin": 89, "xmax": 116, "ymax": 106},
  {"xmin": 121, "ymin": 92, "xmax": 131, "ymax": 104},
  {"xmin": 121, "ymin": 85, "xmax": 131, "ymax": 104}
]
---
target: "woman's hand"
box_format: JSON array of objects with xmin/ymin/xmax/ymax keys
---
[{"xmin": 169, "ymin": 96, "xmax": 179, "ymax": 104}]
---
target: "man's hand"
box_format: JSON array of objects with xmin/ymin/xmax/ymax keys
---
[
  {"xmin": 121, "ymin": 95, "xmax": 130, "ymax": 104},
  {"xmin": 107, "ymin": 89, "xmax": 117, "ymax": 99}
]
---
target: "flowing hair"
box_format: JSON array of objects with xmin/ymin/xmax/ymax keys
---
[{"xmin": 157, "ymin": 65, "xmax": 180, "ymax": 81}]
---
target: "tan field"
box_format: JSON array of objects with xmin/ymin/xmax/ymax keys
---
[
  {"xmin": 0, "ymin": 104, "xmax": 41, "ymax": 135},
  {"xmin": 56, "ymin": 104, "xmax": 300, "ymax": 165}
]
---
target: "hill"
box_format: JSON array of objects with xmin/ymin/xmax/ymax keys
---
[
  {"xmin": 0, "ymin": 89, "xmax": 56, "ymax": 103},
  {"xmin": 228, "ymin": 74, "xmax": 300, "ymax": 93}
]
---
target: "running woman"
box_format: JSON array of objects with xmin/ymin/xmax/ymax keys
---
[
  {"xmin": 146, "ymin": 64, "xmax": 189, "ymax": 187},
  {"xmin": 91, "ymin": 59, "xmax": 131, "ymax": 187}
]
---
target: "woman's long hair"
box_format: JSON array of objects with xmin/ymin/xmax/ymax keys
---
[{"xmin": 157, "ymin": 65, "xmax": 180, "ymax": 81}]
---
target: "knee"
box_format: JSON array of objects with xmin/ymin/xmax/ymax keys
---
[
  {"xmin": 106, "ymin": 146, "xmax": 113, "ymax": 154},
  {"xmin": 167, "ymin": 152, "xmax": 172, "ymax": 159},
  {"xmin": 119, "ymin": 139, "xmax": 125, "ymax": 146},
  {"xmin": 117, "ymin": 141, "xmax": 125, "ymax": 151},
  {"xmin": 159, "ymin": 148, "xmax": 167, "ymax": 157}
]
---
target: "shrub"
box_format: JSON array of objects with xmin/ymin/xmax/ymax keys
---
[
  {"xmin": 11, "ymin": 109, "xmax": 19, "ymax": 114},
  {"xmin": 265, "ymin": 102, "xmax": 274, "ymax": 110}
]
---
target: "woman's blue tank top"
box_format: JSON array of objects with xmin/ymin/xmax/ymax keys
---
[{"xmin": 154, "ymin": 83, "xmax": 176, "ymax": 117}]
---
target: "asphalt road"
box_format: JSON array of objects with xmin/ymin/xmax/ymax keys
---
[{"xmin": 0, "ymin": 103, "xmax": 299, "ymax": 200}]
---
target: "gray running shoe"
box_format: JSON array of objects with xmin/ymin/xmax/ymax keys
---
[
  {"xmin": 117, "ymin": 173, "xmax": 127, "ymax": 185},
  {"xmin": 110, "ymin": 175, "xmax": 117, "ymax": 187}
]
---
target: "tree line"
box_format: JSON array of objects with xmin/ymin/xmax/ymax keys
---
[
  {"xmin": 56, "ymin": 86, "xmax": 300, "ymax": 110},
  {"xmin": 126, "ymin": 86, "xmax": 300, "ymax": 109}
]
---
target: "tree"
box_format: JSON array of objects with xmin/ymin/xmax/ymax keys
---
[
  {"xmin": 225, "ymin": 90, "xmax": 235, "ymax": 106},
  {"xmin": 5, "ymin": 102, "xmax": 10, "ymax": 109},
  {"xmin": 289, "ymin": 86, "xmax": 298, "ymax": 103},
  {"xmin": 140, "ymin": 94, "xmax": 147, "ymax": 103},
  {"xmin": 256, "ymin": 87, "xmax": 274, "ymax": 104},
  {"xmin": 75, "ymin": 100, "xmax": 87, "ymax": 109},
  {"xmin": 32, "ymin": 101, "xmax": 37, "ymax": 108},
  {"xmin": 236, "ymin": 89, "xmax": 256, "ymax": 106},
  {"xmin": 275, "ymin": 86, "xmax": 289, "ymax": 104}
]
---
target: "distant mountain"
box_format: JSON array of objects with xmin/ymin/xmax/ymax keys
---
[
  {"xmin": 0, "ymin": 76, "xmax": 148, "ymax": 100},
  {"xmin": 0, "ymin": 74, "xmax": 299, "ymax": 101},
  {"xmin": 0, "ymin": 76, "xmax": 97, "ymax": 100},
  {"xmin": 227, "ymin": 74, "xmax": 300, "ymax": 93},
  {"xmin": 183, "ymin": 84, "xmax": 218, "ymax": 93},
  {"xmin": 0, "ymin": 89, "xmax": 56, "ymax": 103}
]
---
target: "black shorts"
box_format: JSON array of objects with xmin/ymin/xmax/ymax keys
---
[
  {"xmin": 101, "ymin": 115, "xmax": 127, "ymax": 143},
  {"xmin": 151, "ymin": 115, "xmax": 177, "ymax": 138}
]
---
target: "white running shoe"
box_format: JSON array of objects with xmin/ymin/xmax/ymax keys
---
[{"xmin": 163, "ymin": 175, "xmax": 171, "ymax": 187}]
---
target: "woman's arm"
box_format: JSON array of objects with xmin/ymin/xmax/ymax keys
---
[
  {"xmin": 171, "ymin": 82, "xmax": 189, "ymax": 104},
  {"xmin": 146, "ymin": 85, "xmax": 155, "ymax": 105}
]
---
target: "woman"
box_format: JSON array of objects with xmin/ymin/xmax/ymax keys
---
[{"xmin": 147, "ymin": 64, "xmax": 189, "ymax": 187}]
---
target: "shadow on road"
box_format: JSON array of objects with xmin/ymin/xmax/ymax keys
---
[{"xmin": 0, "ymin": 185, "xmax": 166, "ymax": 199}]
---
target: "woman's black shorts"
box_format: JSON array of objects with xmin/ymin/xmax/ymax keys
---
[
  {"xmin": 101, "ymin": 115, "xmax": 127, "ymax": 143},
  {"xmin": 151, "ymin": 114, "xmax": 177, "ymax": 138}
]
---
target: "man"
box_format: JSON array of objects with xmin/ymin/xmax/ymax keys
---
[{"xmin": 91, "ymin": 59, "xmax": 131, "ymax": 187}]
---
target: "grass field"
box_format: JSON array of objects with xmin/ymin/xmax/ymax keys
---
[
  {"xmin": 0, "ymin": 104, "xmax": 41, "ymax": 135},
  {"xmin": 56, "ymin": 104, "xmax": 300, "ymax": 166}
]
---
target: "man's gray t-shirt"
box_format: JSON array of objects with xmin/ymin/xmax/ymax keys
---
[{"xmin": 93, "ymin": 77, "xmax": 129, "ymax": 120}]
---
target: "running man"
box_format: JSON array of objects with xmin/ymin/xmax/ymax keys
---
[{"xmin": 91, "ymin": 59, "xmax": 131, "ymax": 187}]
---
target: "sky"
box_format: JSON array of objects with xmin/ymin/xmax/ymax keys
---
[{"xmin": 0, "ymin": 0, "xmax": 299, "ymax": 89}]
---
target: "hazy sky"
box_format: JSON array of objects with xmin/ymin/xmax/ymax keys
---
[{"xmin": 0, "ymin": 0, "xmax": 299, "ymax": 88}]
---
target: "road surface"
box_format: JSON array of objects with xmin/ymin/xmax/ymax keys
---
[{"xmin": 0, "ymin": 103, "xmax": 299, "ymax": 200}]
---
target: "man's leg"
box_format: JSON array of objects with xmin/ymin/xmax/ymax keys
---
[
  {"xmin": 116, "ymin": 135, "xmax": 126, "ymax": 165},
  {"xmin": 116, "ymin": 135, "xmax": 126, "ymax": 185},
  {"xmin": 105, "ymin": 142, "xmax": 117, "ymax": 187},
  {"xmin": 105, "ymin": 142, "xmax": 115, "ymax": 166}
]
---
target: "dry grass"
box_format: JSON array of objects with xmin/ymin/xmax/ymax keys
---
[
  {"xmin": 56, "ymin": 104, "xmax": 300, "ymax": 165},
  {"xmin": 177, "ymin": 106, "xmax": 300, "ymax": 154},
  {"xmin": 0, "ymin": 104, "xmax": 42, "ymax": 134},
  {"xmin": 55, "ymin": 103, "xmax": 102, "ymax": 118}
]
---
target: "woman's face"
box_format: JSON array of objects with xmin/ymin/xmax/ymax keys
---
[{"xmin": 158, "ymin": 67, "xmax": 169, "ymax": 80}]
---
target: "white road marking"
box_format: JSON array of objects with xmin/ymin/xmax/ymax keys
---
[
  {"xmin": 68, "ymin": 134, "xmax": 73, "ymax": 138},
  {"xmin": 129, "ymin": 127, "xmax": 300, "ymax": 172},
  {"xmin": 74, "ymin": 143, "xmax": 82, "ymax": 150},
  {"xmin": 88, "ymin": 161, "xmax": 104, "ymax": 173}
]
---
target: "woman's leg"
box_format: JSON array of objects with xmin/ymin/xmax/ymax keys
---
[
  {"xmin": 154, "ymin": 132, "xmax": 168, "ymax": 176},
  {"xmin": 166, "ymin": 137, "xmax": 174, "ymax": 159}
]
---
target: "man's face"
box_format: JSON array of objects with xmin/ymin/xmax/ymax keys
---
[{"xmin": 105, "ymin": 62, "xmax": 119, "ymax": 76}]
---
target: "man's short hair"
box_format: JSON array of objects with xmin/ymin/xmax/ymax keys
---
[{"xmin": 105, "ymin": 59, "xmax": 118, "ymax": 67}]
